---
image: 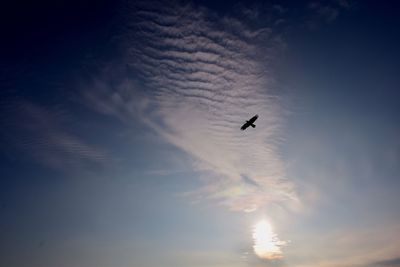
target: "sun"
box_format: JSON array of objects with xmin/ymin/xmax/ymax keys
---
[{"xmin": 252, "ymin": 220, "xmax": 286, "ymax": 260}]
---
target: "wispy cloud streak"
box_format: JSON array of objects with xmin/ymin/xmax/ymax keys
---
[
  {"xmin": 0, "ymin": 99, "xmax": 106, "ymax": 169},
  {"xmin": 86, "ymin": 0, "xmax": 299, "ymax": 212}
]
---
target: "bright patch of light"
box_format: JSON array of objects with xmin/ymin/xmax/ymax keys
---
[{"xmin": 252, "ymin": 220, "xmax": 286, "ymax": 260}]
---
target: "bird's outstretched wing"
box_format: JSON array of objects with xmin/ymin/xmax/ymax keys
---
[
  {"xmin": 248, "ymin": 114, "xmax": 258, "ymax": 123},
  {"xmin": 241, "ymin": 121, "xmax": 251, "ymax": 130}
]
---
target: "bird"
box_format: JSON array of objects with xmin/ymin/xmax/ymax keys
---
[{"xmin": 241, "ymin": 114, "xmax": 258, "ymax": 130}]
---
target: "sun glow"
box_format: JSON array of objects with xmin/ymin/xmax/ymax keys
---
[{"xmin": 252, "ymin": 220, "xmax": 286, "ymax": 260}]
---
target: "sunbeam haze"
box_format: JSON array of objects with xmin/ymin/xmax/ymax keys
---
[{"xmin": 252, "ymin": 219, "xmax": 287, "ymax": 260}]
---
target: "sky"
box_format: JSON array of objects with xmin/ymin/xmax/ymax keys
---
[{"xmin": 1, "ymin": 0, "xmax": 400, "ymax": 266}]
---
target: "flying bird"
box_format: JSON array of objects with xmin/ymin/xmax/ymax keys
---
[{"xmin": 241, "ymin": 114, "xmax": 258, "ymax": 130}]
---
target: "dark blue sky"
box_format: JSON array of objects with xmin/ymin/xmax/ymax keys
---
[{"xmin": 1, "ymin": 1, "xmax": 400, "ymax": 267}]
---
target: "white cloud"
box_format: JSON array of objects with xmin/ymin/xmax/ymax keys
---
[{"xmin": 85, "ymin": 1, "xmax": 299, "ymax": 213}]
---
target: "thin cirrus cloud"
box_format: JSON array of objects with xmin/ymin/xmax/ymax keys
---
[
  {"xmin": 0, "ymin": 99, "xmax": 106, "ymax": 170},
  {"xmin": 306, "ymin": 0, "xmax": 353, "ymax": 28},
  {"xmin": 85, "ymin": 1, "xmax": 299, "ymax": 213}
]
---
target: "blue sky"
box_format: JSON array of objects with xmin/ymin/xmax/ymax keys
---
[{"xmin": 1, "ymin": 1, "xmax": 400, "ymax": 266}]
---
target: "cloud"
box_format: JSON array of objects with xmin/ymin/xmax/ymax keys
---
[
  {"xmin": 309, "ymin": 2, "xmax": 339, "ymax": 23},
  {"xmin": 306, "ymin": 0, "xmax": 354, "ymax": 29},
  {"xmin": 0, "ymin": 99, "xmax": 106, "ymax": 170},
  {"xmin": 84, "ymin": 0, "xmax": 299, "ymax": 213},
  {"xmin": 370, "ymin": 257, "xmax": 400, "ymax": 267},
  {"xmin": 335, "ymin": 0, "xmax": 352, "ymax": 10}
]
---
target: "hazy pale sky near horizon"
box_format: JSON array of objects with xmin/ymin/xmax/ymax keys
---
[{"xmin": 1, "ymin": 1, "xmax": 400, "ymax": 267}]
